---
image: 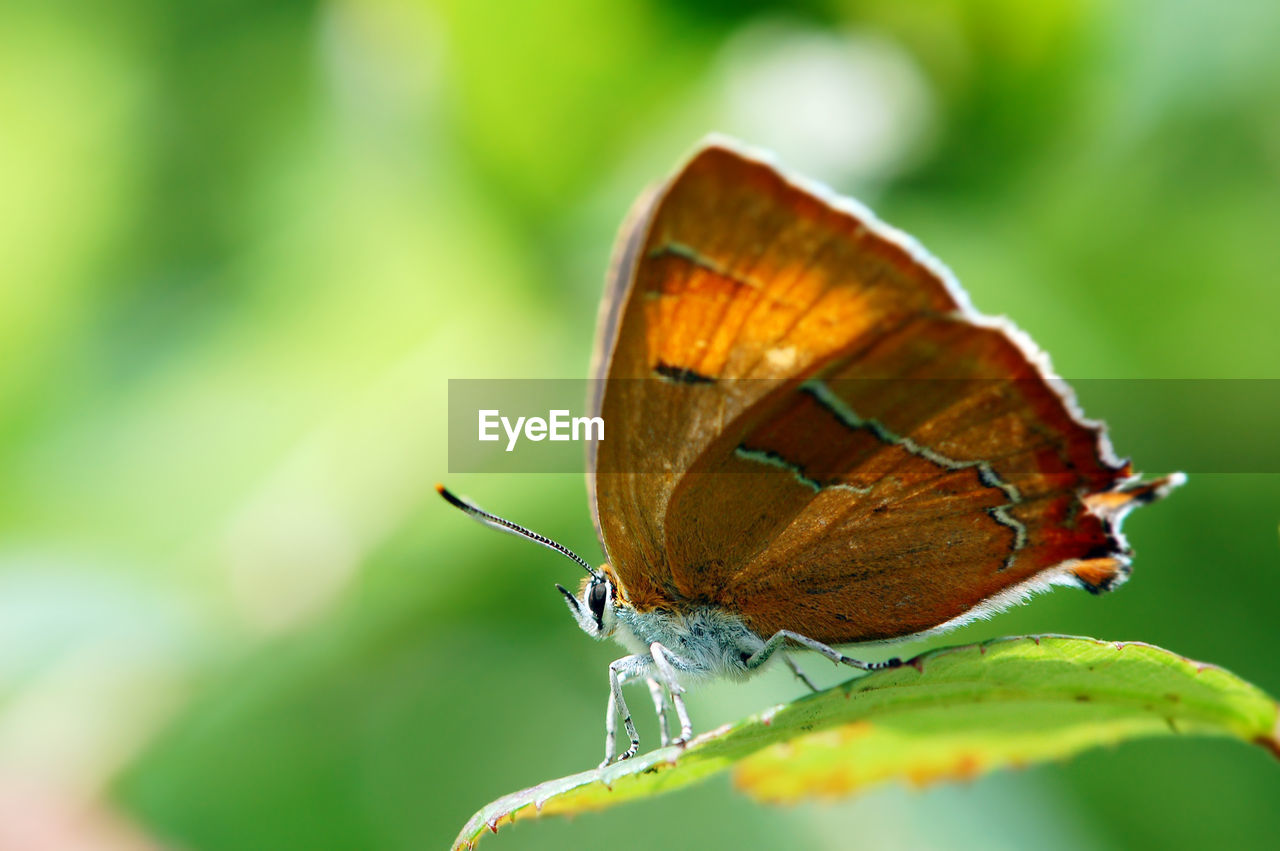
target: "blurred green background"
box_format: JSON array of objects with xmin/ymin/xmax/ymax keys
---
[{"xmin": 3, "ymin": 0, "xmax": 1279, "ymax": 848}]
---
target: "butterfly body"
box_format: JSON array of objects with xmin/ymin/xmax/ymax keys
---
[
  {"xmin": 442, "ymin": 136, "xmax": 1182, "ymax": 767},
  {"xmin": 556, "ymin": 562, "xmax": 900, "ymax": 763},
  {"xmin": 613, "ymin": 600, "xmax": 765, "ymax": 683},
  {"xmin": 580, "ymin": 564, "xmax": 783, "ymax": 681}
]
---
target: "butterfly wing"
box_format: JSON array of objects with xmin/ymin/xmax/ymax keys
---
[
  {"xmin": 665, "ymin": 316, "xmax": 1181, "ymax": 643},
  {"xmin": 590, "ymin": 139, "xmax": 1179, "ymax": 634},
  {"xmin": 590, "ymin": 141, "xmax": 962, "ymax": 610}
]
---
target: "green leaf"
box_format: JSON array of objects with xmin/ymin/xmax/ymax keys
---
[{"xmin": 452, "ymin": 636, "xmax": 1279, "ymax": 850}]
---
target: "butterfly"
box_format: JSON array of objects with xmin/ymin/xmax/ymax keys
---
[{"xmin": 439, "ymin": 137, "xmax": 1183, "ymax": 767}]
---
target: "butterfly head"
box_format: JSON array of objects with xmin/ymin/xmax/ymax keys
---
[
  {"xmin": 557, "ymin": 566, "xmax": 620, "ymax": 639},
  {"xmin": 435, "ymin": 484, "xmax": 624, "ymax": 639}
]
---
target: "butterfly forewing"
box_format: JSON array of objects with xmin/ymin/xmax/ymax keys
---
[{"xmin": 591, "ymin": 145, "xmax": 964, "ymax": 609}]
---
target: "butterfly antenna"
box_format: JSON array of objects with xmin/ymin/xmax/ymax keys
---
[{"xmin": 436, "ymin": 484, "xmax": 601, "ymax": 580}]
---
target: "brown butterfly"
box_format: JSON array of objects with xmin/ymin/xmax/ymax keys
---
[{"xmin": 439, "ymin": 137, "xmax": 1183, "ymax": 766}]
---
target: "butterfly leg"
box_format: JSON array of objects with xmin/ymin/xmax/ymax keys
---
[
  {"xmin": 782, "ymin": 653, "xmax": 820, "ymax": 692},
  {"xmin": 603, "ymin": 689, "xmax": 619, "ymax": 764},
  {"xmin": 746, "ymin": 630, "xmax": 901, "ymax": 673},
  {"xmin": 649, "ymin": 642, "xmax": 693, "ymax": 746},
  {"xmin": 602, "ymin": 654, "xmax": 648, "ymax": 768},
  {"xmin": 646, "ymin": 677, "xmax": 671, "ymax": 747}
]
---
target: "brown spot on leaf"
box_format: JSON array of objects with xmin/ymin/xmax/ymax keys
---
[
  {"xmin": 907, "ymin": 753, "xmax": 982, "ymax": 788},
  {"xmin": 1254, "ymin": 734, "xmax": 1280, "ymax": 761},
  {"xmin": 953, "ymin": 753, "xmax": 981, "ymax": 780}
]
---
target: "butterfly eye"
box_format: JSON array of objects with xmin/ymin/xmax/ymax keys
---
[{"xmin": 587, "ymin": 580, "xmax": 609, "ymax": 625}]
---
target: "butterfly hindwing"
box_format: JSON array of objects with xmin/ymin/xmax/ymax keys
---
[{"xmin": 664, "ymin": 314, "xmax": 1165, "ymax": 644}]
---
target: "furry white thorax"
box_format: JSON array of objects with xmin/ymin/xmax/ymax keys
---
[
  {"xmin": 561, "ymin": 577, "xmax": 767, "ymax": 684},
  {"xmin": 611, "ymin": 604, "xmax": 766, "ymax": 683}
]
